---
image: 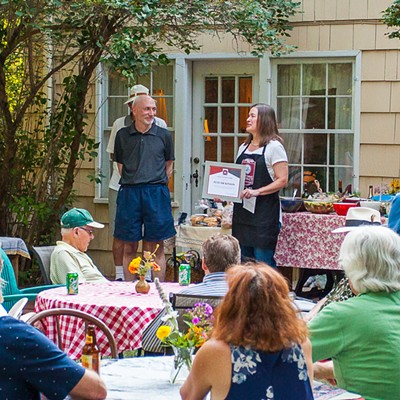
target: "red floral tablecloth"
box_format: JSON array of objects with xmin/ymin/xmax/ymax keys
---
[
  {"xmin": 34, "ymin": 281, "xmax": 182, "ymax": 359},
  {"xmin": 275, "ymin": 213, "xmax": 346, "ymax": 270}
]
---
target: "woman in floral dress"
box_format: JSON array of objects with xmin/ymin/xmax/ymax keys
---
[{"xmin": 180, "ymin": 262, "xmax": 313, "ymax": 400}]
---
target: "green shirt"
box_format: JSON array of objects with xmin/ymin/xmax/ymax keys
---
[{"xmin": 309, "ymin": 291, "xmax": 400, "ymax": 400}]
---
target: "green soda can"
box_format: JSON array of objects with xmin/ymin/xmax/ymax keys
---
[
  {"xmin": 66, "ymin": 272, "xmax": 79, "ymax": 295},
  {"xmin": 178, "ymin": 263, "xmax": 191, "ymax": 286}
]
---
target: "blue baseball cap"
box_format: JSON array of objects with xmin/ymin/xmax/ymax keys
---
[{"xmin": 61, "ymin": 208, "xmax": 104, "ymax": 229}]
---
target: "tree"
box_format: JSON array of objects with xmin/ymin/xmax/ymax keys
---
[
  {"xmin": 0, "ymin": 0, "xmax": 300, "ymax": 249},
  {"xmin": 383, "ymin": 0, "xmax": 400, "ymax": 39}
]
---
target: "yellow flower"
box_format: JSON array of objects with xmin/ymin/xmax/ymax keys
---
[
  {"xmin": 156, "ymin": 325, "xmax": 172, "ymax": 340},
  {"xmin": 128, "ymin": 257, "xmax": 141, "ymax": 274}
]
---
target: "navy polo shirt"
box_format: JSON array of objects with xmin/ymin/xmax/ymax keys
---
[
  {"xmin": 0, "ymin": 316, "xmax": 85, "ymax": 400},
  {"xmin": 114, "ymin": 122, "xmax": 174, "ymax": 185}
]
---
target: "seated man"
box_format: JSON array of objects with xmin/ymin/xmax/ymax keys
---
[
  {"xmin": 50, "ymin": 208, "xmax": 108, "ymax": 284},
  {"xmin": 179, "ymin": 233, "xmax": 241, "ymax": 296},
  {"xmin": 0, "ymin": 252, "xmax": 107, "ymax": 400}
]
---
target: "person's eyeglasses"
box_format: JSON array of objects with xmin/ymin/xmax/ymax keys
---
[{"xmin": 78, "ymin": 227, "xmax": 94, "ymax": 236}]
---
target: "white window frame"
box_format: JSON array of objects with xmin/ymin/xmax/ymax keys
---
[{"xmin": 269, "ymin": 51, "xmax": 361, "ymax": 194}]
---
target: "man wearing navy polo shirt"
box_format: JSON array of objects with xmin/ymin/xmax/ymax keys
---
[{"xmin": 114, "ymin": 95, "xmax": 175, "ymax": 281}]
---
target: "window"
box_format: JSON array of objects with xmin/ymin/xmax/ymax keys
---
[
  {"xmin": 203, "ymin": 75, "xmax": 253, "ymax": 163},
  {"xmin": 273, "ymin": 60, "xmax": 354, "ymax": 196},
  {"xmin": 96, "ymin": 64, "xmax": 175, "ymax": 200}
]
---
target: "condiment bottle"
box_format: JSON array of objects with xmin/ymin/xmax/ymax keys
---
[{"xmin": 81, "ymin": 324, "xmax": 100, "ymax": 373}]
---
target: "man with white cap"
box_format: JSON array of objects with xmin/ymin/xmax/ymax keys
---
[
  {"xmin": 50, "ymin": 208, "xmax": 109, "ymax": 284},
  {"xmin": 106, "ymin": 84, "xmax": 167, "ymax": 281}
]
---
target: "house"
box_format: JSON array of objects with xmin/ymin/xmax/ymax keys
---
[{"xmin": 77, "ymin": 0, "xmax": 399, "ymax": 278}]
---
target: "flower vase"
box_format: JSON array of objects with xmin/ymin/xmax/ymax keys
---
[
  {"xmin": 170, "ymin": 346, "xmax": 194, "ymax": 384},
  {"xmin": 135, "ymin": 275, "xmax": 150, "ymax": 294}
]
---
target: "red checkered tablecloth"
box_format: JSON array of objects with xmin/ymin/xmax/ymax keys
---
[{"xmin": 34, "ymin": 281, "xmax": 182, "ymax": 359}]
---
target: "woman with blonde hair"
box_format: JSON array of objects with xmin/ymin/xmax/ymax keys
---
[{"xmin": 180, "ymin": 262, "xmax": 313, "ymax": 400}]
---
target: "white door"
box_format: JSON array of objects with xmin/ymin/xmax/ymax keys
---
[{"xmin": 191, "ymin": 60, "xmax": 258, "ymax": 212}]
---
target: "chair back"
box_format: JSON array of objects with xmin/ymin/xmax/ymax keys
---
[
  {"xmin": 8, "ymin": 297, "xmax": 28, "ymax": 319},
  {"xmin": 0, "ymin": 248, "xmax": 20, "ymax": 296},
  {"xmin": 31, "ymin": 246, "xmax": 56, "ymax": 285},
  {"xmin": 170, "ymin": 293, "xmax": 224, "ymax": 331},
  {"xmin": 26, "ymin": 308, "xmax": 118, "ymax": 358}
]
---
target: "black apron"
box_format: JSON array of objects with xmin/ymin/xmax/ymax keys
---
[{"xmin": 232, "ymin": 144, "xmax": 280, "ymax": 250}]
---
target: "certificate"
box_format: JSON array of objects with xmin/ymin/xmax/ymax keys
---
[{"xmin": 202, "ymin": 161, "xmax": 246, "ymax": 203}]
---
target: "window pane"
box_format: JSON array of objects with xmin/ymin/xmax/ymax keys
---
[
  {"xmin": 205, "ymin": 77, "xmax": 218, "ymax": 103},
  {"xmin": 328, "ymin": 63, "xmax": 352, "ymax": 95},
  {"xmin": 239, "ymin": 106, "xmax": 250, "ymax": 133},
  {"xmin": 154, "ymin": 96, "xmax": 172, "ymax": 127},
  {"xmin": 107, "ymin": 98, "xmax": 127, "ymax": 127},
  {"xmin": 280, "ymin": 133, "xmax": 302, "ymax": 164},
  {"xmin": 277, "ymin": 98, "xmax": 301, "ymax": 129},
  {"xmin": 277, "ymin": 65, "xmax": 300, "ymax": 95},
  {"xmin": 329, "ymin": 134, "xmax": 353, "ymax": 165},
  {"xmin": 109, "ymin": 70, "xmax": 128, "ymax": 95},
  {"xmin": 239, "ymin": 77, "xmax": 252, "ymax": 103},
  {"xmin": 152, "ymin": 65, "xmax": 174, "ymax": 95},
  {"xmin": 303, "ymin": 64, "xmax": 326, "ymax": 95},
  {"xmin": 302, "ymin": 97, "xmax": 325, "ymax": 129},
  {"xmin": 222, "ymin": 77, "xmax": 235, "ymax": 103},
  {"xmin": 221, "ymin": 137, "xmax": 235, "ymax": 163},
  {"xmin": 306, "ymin": 166, "xmax": 327, "ymax": 192},
  {"xmin": 329, "ymin": 166, "xmax": 353, "ymax": 193},
  {"xmin": 221, "ymin": 107, "xmax": 234, "ymax": 133},
  {"xmin": 285, "ymin": 166, "xmax": 302, "ymax": 197},
  {"xmin": 204, "ymin": 107, "xmax": 218, "ymax": 133},
  {"xmin": 205, "ymin": 136, "xmax": 217, "ymax": 161},
  {"xmin": 328, "ymin": 98, "xmax": 351, "ymax": 129},
  {"xmin": 304, "ymin": 133, "xmax": 327, "ymax": 164}
]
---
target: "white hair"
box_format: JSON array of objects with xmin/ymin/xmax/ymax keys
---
[
  {"xmin": 61, "ymin": 227, "xmax": 74, "ymax": 236},
  {"xmin": 339, "ymin": 226, "xmax": 400, "ymax": 293}
]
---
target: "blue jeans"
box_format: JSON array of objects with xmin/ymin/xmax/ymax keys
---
[{"xmin": 241, "ymin": 246, "xmax": 277, "ymax": 268}]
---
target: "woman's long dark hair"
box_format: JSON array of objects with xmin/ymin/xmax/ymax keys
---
[{"xmin": 244, "ymin": 103, "xmax": 283, "ymax": 147}]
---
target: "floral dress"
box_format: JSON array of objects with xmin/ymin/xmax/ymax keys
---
[{"xmin": 225, "ymin": 344, "xmax": 314, "ymax": 400}]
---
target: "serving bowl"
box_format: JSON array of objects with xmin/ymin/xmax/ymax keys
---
[
  {"xmin": 333, "ymin": 202, "xmax": 358, "ymax": 216},
  {"xmin": 303, "ymin": 200, "xmax": 335, "ymax": 214},
  {"xmin": 280, "ymin": 197, "xmax": 303, "ymax": 213}
]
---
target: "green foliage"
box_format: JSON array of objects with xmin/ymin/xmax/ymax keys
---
[
  {"xmin": 383, "ymin": 1, "xmax": 400, "ymax": 39},
  {"xmin": 0, "ymin": 0, "xmax": 299, "ymax": 265}
]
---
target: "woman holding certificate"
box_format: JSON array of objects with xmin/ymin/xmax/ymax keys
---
[{"xmin": 232, "ymin": 104, "xmax": 288, "ymax": 268}]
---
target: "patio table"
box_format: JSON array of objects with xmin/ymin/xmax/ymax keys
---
[
  {"xmin": 0, "ymin": 236, "xmax": 31, "ymax": 284},
  {"xmin": 99, "ymin": 356, "xmax": 363, "ymax": 400},
  {"xmin": 34, "ymin": 281, "xmax": 182, "ymax": 359}
]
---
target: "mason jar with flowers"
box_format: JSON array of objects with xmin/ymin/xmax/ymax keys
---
[
  {"xmin": 154, "ymin": 278, "xmax": 214, "ymax": 383},
  {"xmin": 129, "ymin": 245, "xmax": 161, "ymax": 294}
]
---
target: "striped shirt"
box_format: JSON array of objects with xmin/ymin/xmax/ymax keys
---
[{"xmin": 178, "ymin": 272, "xmax": 228, "ymax": 296}]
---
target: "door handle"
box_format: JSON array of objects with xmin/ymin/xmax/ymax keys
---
[{"xmin": 191, "ymin": 170, "xmax": 199, "ymax": 187}]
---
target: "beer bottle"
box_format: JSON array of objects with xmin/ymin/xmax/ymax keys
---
[
  {"xmin": 368, "ymin": 185, "xmax": 374, "ymax": 199},
  {"xmin": 81, "ymin": 324, "xmax": 100, "ymax": 373}
]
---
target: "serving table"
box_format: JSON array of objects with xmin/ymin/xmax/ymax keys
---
[
  {"xmin": 100, "ymin": 357, "xmax": 362, "ymax": 400},
  {"xmin": 176, "ymin": 212, "xmax": 347, "ymax": 270},
  {"xmin": 34, "ymin": 281, "xmax": 182, "ymax": 359}
]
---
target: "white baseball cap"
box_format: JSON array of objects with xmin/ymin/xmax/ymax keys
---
[{"xmin": 124, "ymin": 84, "xmax": 150, "ymax": 104}]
